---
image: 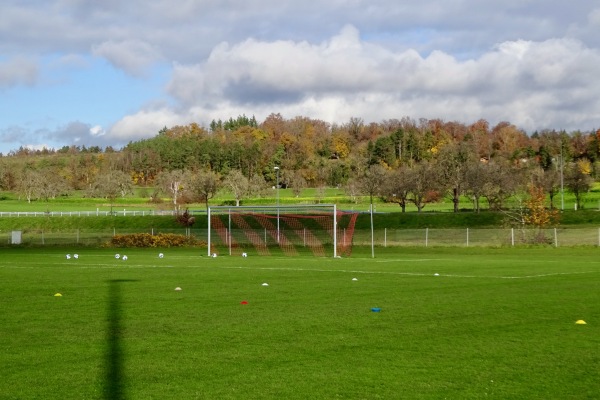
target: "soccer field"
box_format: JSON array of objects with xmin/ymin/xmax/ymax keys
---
[{"xmin": 1, "ymin": 247, "xmax": 599, "ymax": 399}]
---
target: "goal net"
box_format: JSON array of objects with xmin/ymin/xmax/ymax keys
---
[{"xmin": 207, "ymin": 205, "xmax": 358, "ymax": 257}]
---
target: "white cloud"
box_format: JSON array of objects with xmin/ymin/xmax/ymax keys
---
[
  {"xmin": 89, "ymin": 125, "xmax": 105, "ymax": 136},
  {"xmin": 159, "ymin": 26, "xmax": 600, "ymax": 134},
  {"xmin": 0, "ymin": 56, "xmax": 38, "ymax": 89},
  {"xmin": 92, "ymin": 39, "xmax": 161, "ymax": 76},
  {"xmin": 107, "ymin": 108, "xmax": 183, "ymax": 141},
  {"xmin": 2, "ymin": 1, "xmax": 600, "ymax": 153}
]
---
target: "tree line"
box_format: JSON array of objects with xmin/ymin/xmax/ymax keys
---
[{"xmin": 0, "ymin": 114, "xmax": 598, "ymax": 211}]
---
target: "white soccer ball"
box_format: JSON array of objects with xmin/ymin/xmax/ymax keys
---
[
  {"xmin": 122, "ymin": 255, "xmax": 128, "ymax": 261},
  {"xmin": 434, "ymin": 273, "xmax": 439, "ymax": 276},
  {"xmin": 66, "ymin": 254, "xmax": 71, "ymax": 260},
  {"xmin": 115, "ymin": 254, "xmax": 120, "ymax": 259},
  {"xmin": 212, "ymin": 253, "xmax": 217, "ymax": 258},
  {"xmin": 158, "ymin": 253, "xmax": 164, "ymax": 258},
  {"xmin": 242, "ymin": 252, "xmax": 248, "ymax": 258},
  {"xmin": 73, "ymin": 254, "xmax": 79, "ymax": 259}
]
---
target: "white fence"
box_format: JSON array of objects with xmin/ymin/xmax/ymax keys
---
[
  {"xmin": 351, "ymin": 228, "xmax": 600, "ymax": 247},
  {"xmin": 0, "ymin": 210, "xmax": 207, "ymax": 217},
  {"xmin": 3, "ymin": 227, "xmax": 600, "ymax": 247}
]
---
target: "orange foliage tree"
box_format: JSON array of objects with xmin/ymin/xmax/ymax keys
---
[{"xmin": 523, "ymin": 184, "xmax": 560, "ymax": 242}]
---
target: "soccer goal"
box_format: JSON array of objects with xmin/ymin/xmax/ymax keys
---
[{"xmin": 207, "ymin": 204, "xmax": 359, "ymax": 257}]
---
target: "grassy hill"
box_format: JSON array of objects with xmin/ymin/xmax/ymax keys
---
[{"xmin": 1, "ymin": 209, "xmax": 600, "ymax": 233}]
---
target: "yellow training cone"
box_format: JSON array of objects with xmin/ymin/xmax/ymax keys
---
[
  {"xmin": 54, "ymin": 293, "xmax": 63, "ymax": 297},
  {"xmin": 575, "ymin": 320, "xmax": 587, "ymax": 325}
]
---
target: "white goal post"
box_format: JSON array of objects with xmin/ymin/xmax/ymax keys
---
[{"xmin": 207, "ymin": 204, "xmax": 358, "ymax": 258}]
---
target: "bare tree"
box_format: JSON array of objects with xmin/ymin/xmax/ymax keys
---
[
  {"xmin": 408, "ymin": 161, "xmax": 440, "ymax": 212},
  {"xmin": 88, "ymin": 170, "xmax": 133, "ymax": 214},
  {"xmin": 357, "ymin": 164, "xmax": 387, "ymax": 206},
  {"xmin": 437, "ymin": 142, "xmax": 476, "ymax": 212},
  {"xmin": 18, "ymin": 169, "xmax": 42, "ymax": 203},
  {"xmin": 382, "ymin": 167, "xmax": 411, "ymax": 212},
  {"xmin": 156, "ymin": 169, "xmax": 192, "ymax": 211},
  {"xmin": 286, "ymin": 170, "xmax": 307, "ymax": 197},
  {"xmin": 191, "ymin": 170, "xmax": 221, "ymax": 212},
  {"xmin": 38, "ymin": 170, "xmax": 69, "ymax": 201},
  {"xmin": 530, "ymin": 167, "xmax": 561, "ymax": 209},
  {"xmin": 464, "ymin": 161, "xmax": 490, "ymax": 213},
  {"xmin": 481, "ymin": 163, "xmax": 524, "ymax": 210},
  {"xmin": 223, "ymin": 169, "xmax": 249, "ymax": 206},
  {"xmin": 248, "ymin": 174, "xmax": 268, "ymax": 198},
  {"xmin": 565, "ymin": 163, "xmax": 593, "ymax": 209},
  {"xmin": 344, "ymin": 177, "xmax": 362, "ymax": 204}
]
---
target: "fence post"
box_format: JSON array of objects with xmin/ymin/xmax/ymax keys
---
[
  {"xmin": 511, "ymin": 228, "xmax": 514, "ymax": 246},
  {"xmin": 466, "ymin": 228, "xmax": 469, "ymax": 247},
  {"xmin": 425, "ymin": 228, "xmax": 429, "ymax": 247},
  {"xmin": 384, "ymin": 228, "xmax": 387, "ymax": 247},
  {"xmin": 554, "ymin": 228, "xmax": 558, "ymax": 247}
]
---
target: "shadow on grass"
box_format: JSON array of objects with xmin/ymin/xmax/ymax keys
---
[{"xmin": 105, "ymin": 279, "xmax": 138, "ymax": 400}]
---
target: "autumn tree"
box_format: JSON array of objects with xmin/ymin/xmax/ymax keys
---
[
  {"xmin": 504, "ymin": 185, "xmax": 560, "ymax": 244},
  {"xmin": 524, "ymin": 185, "xmax": 560, "ymax": 231}
]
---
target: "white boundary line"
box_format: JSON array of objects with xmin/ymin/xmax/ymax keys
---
[{"xmin": 214, "ymin": 265, "xmax": 598, "ymax": 280}]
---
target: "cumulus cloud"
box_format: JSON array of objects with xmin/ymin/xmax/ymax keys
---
[
  {"xmin": 0, "ymin": 57, "xmax": 38, "ymax": 88},
  {"xmin": 2, "ymin": 1, "xmax": 600, "ymax": 152},
  {"xmin": 89, "ymin": 125, "xmax": 105, "ymax": 136},
  {"xmin": 107, "ymin": 108, "xmax": 184, "ymax": 142},
  {"xmin": 160, "ymin": 26, "xmax": 600, "ymax": 133}
]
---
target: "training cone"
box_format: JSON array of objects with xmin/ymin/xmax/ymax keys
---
[
  {"xmin": 261, "ymin": 283, "xmax": 269, "ymax": 286},
  {"xmin": 575, "ymin": 320, "xmax": 587, "ymax": 325},
  {"xmin": 54, "ymin": 293, "xmax": 62, "ymax": 297},
  {"xmin": 240, "ymin": 300, "xmax": 248, "ymax": 305},
  {"xmin": 174, "ymin": 287, "xmax": 182, "ymax": 291},
  {"xmin": 352, "ymin": 278, "xmax": 358, "ymax": 281}
]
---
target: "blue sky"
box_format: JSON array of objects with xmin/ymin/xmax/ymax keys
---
[{"xmin": 1, "ymin": 1, "xmax": 600, "ymax": 154}]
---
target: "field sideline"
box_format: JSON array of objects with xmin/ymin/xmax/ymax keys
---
[{"xmin": 1, "ymin": 247, "xmax": 599, "ymax": 399}]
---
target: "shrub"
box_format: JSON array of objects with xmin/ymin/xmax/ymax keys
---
[{"xmin": 110, "ymin": 233, "xmax": 206, "ymax": 248}]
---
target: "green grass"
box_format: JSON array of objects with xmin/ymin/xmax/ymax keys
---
[{"xmin": 1, "ymin": 247, "xmax": 599, "ymax": 399}]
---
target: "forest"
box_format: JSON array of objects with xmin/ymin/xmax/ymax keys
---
[{"xmin": 1, "ymin": 113, "xmax": 598, "ymax": 213}]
